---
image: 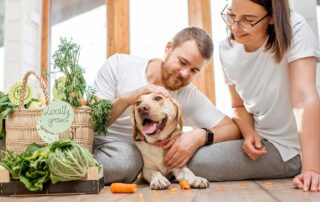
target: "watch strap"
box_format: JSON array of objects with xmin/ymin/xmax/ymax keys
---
[{"xmin": 201, "ymin": 128, "xmax": 214, "ymax": 145}]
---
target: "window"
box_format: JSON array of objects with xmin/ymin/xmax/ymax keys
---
[
  {"xmin": 211, "ymin": 0, "xmax": 232, "ymax": 115},
  {"xmin": 50, "ymin": 0, "xmax": 106, "ymax": 91},
  {"xmin": 130, "ymin": 0, "xmax": 188, "ymax": 58}
]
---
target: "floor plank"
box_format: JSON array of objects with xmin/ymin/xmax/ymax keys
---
[
  {"xmin": 255, "ymin": 179, "xmax": 320, "ymax": 202},
  {"xmin": 1, "ymin": 179, "xmax": 320, "ymax": 202}
]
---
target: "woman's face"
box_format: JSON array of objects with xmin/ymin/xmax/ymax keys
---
[{"xmin": 227, "ymin": 0, "xmax": 272, "ymax": 50}]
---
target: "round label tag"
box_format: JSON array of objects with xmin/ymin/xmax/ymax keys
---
[
  {"xmin": 8, "ymin": 82, "xmax": 33, "ymax": 105},
  {"xmin": 36, "ymin": 119, "xmax": 59, "ymax": 143},
  {"xmin": 52, "ymin": 76, "xmax": 66, "ymax": 100},
  {"xmin": 41, "ymin": 100, "xmax": 74, "ymax": 133}
]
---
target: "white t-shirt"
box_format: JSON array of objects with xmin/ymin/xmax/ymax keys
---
[
  {"xmin": 92, "ymin": 54, "xmax": 225, "ymax": 142},
  {"xmin": 219, "ymin": 12, "xmax": 320, "ymax": 162}
]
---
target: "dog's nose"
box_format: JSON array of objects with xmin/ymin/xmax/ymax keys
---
[{"xmin": 137, "ymin": 104, "xmax": 150, "ymax": 114}]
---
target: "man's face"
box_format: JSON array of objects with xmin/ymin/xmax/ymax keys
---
[{"xmin": 161, "ymin": 40, "xmax": 208, "ymax": 90}]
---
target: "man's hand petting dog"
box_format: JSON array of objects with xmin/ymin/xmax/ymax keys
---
[{"xmin": 122, "ymin": 84, "xmax": 171, "ymax": 105}]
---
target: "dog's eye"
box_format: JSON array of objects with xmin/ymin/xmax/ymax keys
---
[
  {"xmin": 154, "ymin": 96, "xmax": 163, "ymax": 101},
  {"xmin": 136, "ymin": 101, "xmax": 141, "ymax": 106}
]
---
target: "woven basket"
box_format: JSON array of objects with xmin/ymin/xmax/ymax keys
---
[{"xmin": 5, "ymin": 71, "xmax": 94, "ymax": 153}]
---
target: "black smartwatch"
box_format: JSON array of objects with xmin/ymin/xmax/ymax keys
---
[{"xmin": 201, "ymin": 128, "xmax": 214, "ymax": 145}]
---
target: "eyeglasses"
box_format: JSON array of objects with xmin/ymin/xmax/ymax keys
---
[{"xmin": 220, "ymin": 4, "xmax": 269, "ymax": 33}]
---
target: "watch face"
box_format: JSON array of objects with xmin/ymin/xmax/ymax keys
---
[{"xmin": 202, "ymin": 128, "xmax": 214, "ymax": 145}]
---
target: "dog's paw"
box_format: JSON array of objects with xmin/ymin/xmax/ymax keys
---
[
  {"xmin": 187, "ymin": 176, "xmax": 209, "ymax": 189},
  {"xmin": 150, "ymin": 176, "xmax": 171, "ymax": 190}
]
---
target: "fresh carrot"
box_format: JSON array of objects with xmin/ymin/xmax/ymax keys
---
[
  {"xmin": 80, "ymin": 98, "xmax": 87, "ymax": 106},
  {"xmin": 179, "ymin": 180, "xmax": 191, "ymax": 190},
  {"xmin": 110, "ymin": 183, "xmax": 137, "ymax": 193}
]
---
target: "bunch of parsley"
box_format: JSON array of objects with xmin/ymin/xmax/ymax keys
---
[
  {"xmin": 52, "ymin": 39, "xmax": 112, "ymax": 134},
  {"xmin": 87, "ymin": 94, "xmax": 112, "ymax": 134},
  {"xmin": 52, "ymin": 38, "xmax": 86, "ymax": 107}
]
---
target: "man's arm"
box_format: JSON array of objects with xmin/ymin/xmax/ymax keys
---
[
  {"xmin": 164, "ymin": 116, "xmax": 241, "ymax": 169},
  {"xmin": 209, "ymin": 116, "xmax": 241, "ymax": 143}
]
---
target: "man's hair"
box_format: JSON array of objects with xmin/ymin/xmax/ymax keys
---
[
  {"xmin": 229, "ymin": 0, "xmax": 292, "ymax": 63},
  {"xmin": 172, "ymin": 27, "xmax": 213, "ymax": 60}
]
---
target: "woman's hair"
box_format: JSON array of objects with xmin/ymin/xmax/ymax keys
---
[
  {"xmin": 172, "ymin": 27, "xmax": 213, "ymax": 60},
  {"xmin": 230, "ymin": 0, "xmax": 292, "ymax": 63}
]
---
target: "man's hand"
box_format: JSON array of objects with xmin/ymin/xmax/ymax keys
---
[
  {"xmin": 242, "ymin": 132, "xmax": 267, "ymax": 160},
  {"xmin": 109, "ymin": 85, "xmax": 170, "ymax": 125},
  {"xmin": 163, "ymin": 129, "xmax": 205, "ymax": 169},
  {"xmin": 293, "ymin": 171, "xmax": 320, "ymax": 192},
  {"xmin": 121, "ymin": 84, "xmax": 170, "ymax": 105}
]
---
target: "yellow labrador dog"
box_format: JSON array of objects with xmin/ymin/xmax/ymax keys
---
[{"xmin": 131, "ymin": 92, "xmax": 209, "ymax": 190}]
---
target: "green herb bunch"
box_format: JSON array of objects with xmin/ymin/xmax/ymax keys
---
[
  {"xmin": 52, "ymin": 38, "xmax": 86, "ymax": 107},
  {"xmin": 0, "ymin": 91, "xmax": 17, "ymax": 139},
  {"xmin": 87, "ymin": 94, "xmax": 112, "ymax": 134}
]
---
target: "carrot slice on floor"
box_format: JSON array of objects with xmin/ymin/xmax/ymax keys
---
[
  {"xmin": 179, "ymin": 180, "xmax": 191, "ymax": 190},
  {"xmin": 110, "ymin": 183, "xmax": 137, "ymax": 193}
]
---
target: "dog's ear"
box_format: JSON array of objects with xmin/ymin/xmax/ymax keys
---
[
  {"xmin": 171, "ymin": 98, "xmax": 183, "ymax": 131},
  {"xmin": 130, "ymin": 105, "xmax": 144, "ymax": 141}
]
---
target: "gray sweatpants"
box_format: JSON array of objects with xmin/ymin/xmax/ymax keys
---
[
  {"xmin": 188, "ymin": 139, "xmax": 301, "ymax": 181},
  {"xmin": 93, "ymin": 136, "xmax": 143, "ymax": 185}
]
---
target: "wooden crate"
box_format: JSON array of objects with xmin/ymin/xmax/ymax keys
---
[{"xmin": 0, "ymin": 167, "xmax": 104, "ymax": 196}]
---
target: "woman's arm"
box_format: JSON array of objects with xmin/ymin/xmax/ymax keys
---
[
  {"xmin": 228, "ymin": 85, "xmax": 267, "ymax": 160},
  {"xmin": 228, "ymin": 85, "xmax": 254, "ymax": 136},
  {"xmin": 289, "ymin": 56, "xmax": 320, "ymax": 192}
]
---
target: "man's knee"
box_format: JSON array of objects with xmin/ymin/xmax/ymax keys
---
[{"xmin": 94, "ymin": 142, "xmax": 143, "ymax": 184}]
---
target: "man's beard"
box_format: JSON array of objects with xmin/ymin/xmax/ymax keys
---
[{"xmin": 160, "ymin": 61, "xmax": 189, "ymax": 90}]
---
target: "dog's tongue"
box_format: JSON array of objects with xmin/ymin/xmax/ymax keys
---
[{"xmin": 142, "ymin": 122, "xmax": 157, "ymax": 134}]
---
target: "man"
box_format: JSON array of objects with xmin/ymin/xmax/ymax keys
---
[{"xmin": 92, "ymin": 27, "xmax": 241, "ymax": 184}]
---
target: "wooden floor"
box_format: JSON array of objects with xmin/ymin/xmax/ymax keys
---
[{"xmin": 1, "ymin": 178, "xmax": 320, "ymax": 202}]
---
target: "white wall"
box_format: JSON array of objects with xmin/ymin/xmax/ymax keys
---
[
  {"xmin": 290, "ymin": 0, "xmax": 320, "ymax": 94},
  {"xmin": 3, "ymin": 0, "xmax": 42, "ymax": 92}
]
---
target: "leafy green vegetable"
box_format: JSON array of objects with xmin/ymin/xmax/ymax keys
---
[
  {"xmin": 0, "ymin": 144, "xmax": 50, "ymax": 191},
  {"xmin": 0, "ymin": 150, "xmax": 31, "ymax": 178},
  {"xmin": 0, "ymin": 91, "xmax": 18, "ymax": 139},
  {"xmin": 0, "ymin": 117, "xmax": 4, "ymax": 139},
  {"xmin": 87, "ymin": 95, "xmax": 112, "ymax": 134},
  {"xmin": 52, "ymin": 38, "xmax": 86, "ymax": 107},
  {"xmin": 48, "ymin": 139, "xmax": 100, "ymax": 183},
  {"xmin": 18, "ymin": 146, "xmax": 51, "ymax": 191},
  {"xmin": 0, "ymin": 139, "xmax": 101, "ymax": 191}
]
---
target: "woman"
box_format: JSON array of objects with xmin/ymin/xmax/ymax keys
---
[
  {"xmin": 218, "ymin": 0, "xmax": 320, "ymax": 192},
  {"xmin": 187, "ymin": 0, "xmax": 318, "ymax": 192}
]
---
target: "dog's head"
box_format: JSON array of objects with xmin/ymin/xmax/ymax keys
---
[{"xmin": 131, "ymin": 93, "xmax": 183, "ymax": 143}]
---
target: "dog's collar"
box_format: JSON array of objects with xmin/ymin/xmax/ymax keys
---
[{"xmin": 136, "ymin": 131, "xmax": 176, "ymax": 147}]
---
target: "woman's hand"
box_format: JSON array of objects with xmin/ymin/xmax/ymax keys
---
[
  {"xmin": 242, "ymin": 132, "xmax": 267, "ymax": 160},
  {"xmin": 293, "ymin": 170, "xmax": 320, "ymax": 192}
]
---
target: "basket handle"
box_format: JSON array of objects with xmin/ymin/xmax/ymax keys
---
[{"xmin": 19, "ymin": 71, "xmax": 49, "ymax": 109}]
